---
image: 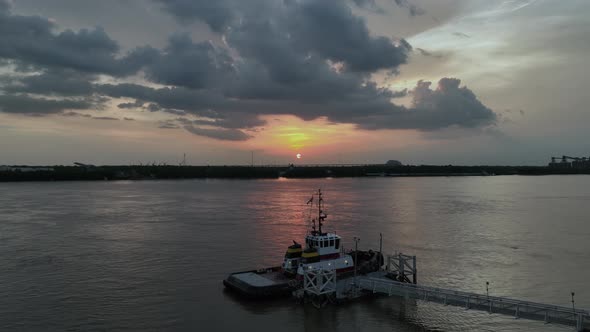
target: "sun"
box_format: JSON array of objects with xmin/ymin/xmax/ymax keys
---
[{"xmin": 296, "ymin": 153, "xmax": 302, "ymax": 159}]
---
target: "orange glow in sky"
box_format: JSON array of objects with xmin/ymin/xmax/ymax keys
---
[
  {"xmin": 248, "ymin": 116, "xmax": 354, "ymax": 157},
  {"xmin": 242, "ymin": 115, "xmax": 421, "ymax": 164}
]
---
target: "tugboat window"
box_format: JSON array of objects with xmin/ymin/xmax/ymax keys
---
[
  {"xmin": 330, "ymin": 239, "xmax": 334, "ymax": 247},
  {"xmin": 335, "ymin": 238, "xmax": 340, "ymax": 249}
]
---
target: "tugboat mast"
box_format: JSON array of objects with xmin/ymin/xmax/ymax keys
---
[{"xmin": 317, "ymin": 189, "xmax": 326, "ymax": 235}]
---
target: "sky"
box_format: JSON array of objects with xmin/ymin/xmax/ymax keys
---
[{"xmin": 0, "ymin": 0, "xmax": 589, "ymax": 166}]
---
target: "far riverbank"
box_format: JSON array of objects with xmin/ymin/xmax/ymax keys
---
[{"xmin": 1, "ymin": 164, "xmax": 589, "ymax": 182}]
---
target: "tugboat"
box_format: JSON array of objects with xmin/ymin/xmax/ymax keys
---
[
  {"xmin": 223, "ymin": 189, "xmax": 383, "ymax": 299},
  {"xmin": 285, "ymin": 191, "xmax": 356, "ymax": 279}
]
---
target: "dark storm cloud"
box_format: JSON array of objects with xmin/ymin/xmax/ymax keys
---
[
  {"xmin": 0, "ymin": 0, "xmax": 497, "ymax": 140},
  {"xmin": 155, "ymin": 0, "xmax": 235, "ymax": 32},
  {"xmin": 3, "ymin": 69, "xmax": 95, "ymax": 96},
  {"xmin": 117, "ymin": 100, "xmax": 144, "ymax": 109},
  {"xmin": 0, "ymin": 0, "xmax": 9, "ymax": 13},
  {"xmin": 351, "ymin": 0, "xmax": 377, "ymax": 8},
  {"xmin": 96, "ymin": 83, "xmax": 228, "ymax": 117},
  {"xmin": 183, "ymin": 125, "xmax": 251, "ymax": 141},
  {"xmin": 393, "ymin": 0, "xmax": 425, "ymax": 17},
  {"xmin": 0, "ymin": 2, "xmax": 158, "ymax": 76},
  {"xmin": 157, "ymin": 0, "xmax": 410, "ymax": 74},
  {"xmin": 281, "ymin": 0, "xmax": 410, "ymax": 73},
  {"xmin": 357, "ymin": 78, "xmax": 496, "ymax": 130},
  {"xmin": 0, "ymin": 94, "xmax": 93, "ymax": 115},
  {"xmin": 144, "ymin": 33, "xmax": 235, "ymax": 89},
  {"xmin": 349, "ymin": 0, "xmax": 384, "ymax": 13}
]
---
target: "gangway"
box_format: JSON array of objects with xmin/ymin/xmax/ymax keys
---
[
  {"xmin": 297, "ymin": 254, "xmax": 589, "ymax": 330},
  {"xmin": 357, "ymin": 276, "xmax": 590, "ymax": 331}
]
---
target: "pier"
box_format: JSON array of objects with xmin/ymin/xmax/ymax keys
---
[{"xmin": 299, "ymin": 254, "xmax": 590, "ymax": 331}]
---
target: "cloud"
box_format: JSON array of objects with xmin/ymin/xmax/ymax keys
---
[
  {"xmin": 0, "ymin": 2, "xmax": 158, "ymax": 76},
  {"xmin": 415, "ymin": 48, "xmax": 443, "ymax": 58},
  {"xmin": 351, "ymin": 0, "xmax": 376, "ymax": 7},
  {"xmin": 158, "ymin": 120, "xmax": 180, "ymax": 129},
  {"xmin": 97, "ymin": 83, "xmax": 228, "ymax": 117},
  {"xmin": 182, "ymin": 113, "xmax": 266, "ymax": 129},
  {"xmin": 452, "ymin": 32, "xmax": 471, "ymax": 38},
  {"xmin": 117, "ymin": 100, "xmax": 144, "ymax": 109},
  {"xmin": 279, "ymin": 0, "xmax": 410, "ymax": 73},
  {"xmin": 357, "ymin": 78, "xmax": 496, "ymax": 130},
  {"xmin": 157, "ymin": 0, "xmax": 410, "ymax": 74},
  {"xmin": 349, "ymin": 0, "xmax": 384, "ymax": 13},
  {"xmin": 0, "ymin": 0, "xmax": 497, "ymax": 141},
  {"xmin": 144, "ymin": 33, "xmax": 235, "ymax": 89},
  {"xmin": 3, "ymin": 69, "xmax": 95, "ymax": 96},
  {"xmin": 393, "ymin": 0, "xmax": 425, "ymax": 17},
  {"xmin": 92, "ymin": 116, "xmax": 119, "ymax": 120},
  {"xmin": 61, "ymin": 111, "xmax": 92, "ymax": 118},
  {"xmin": 0, "ymin": 0, "xmax": 10, "ymax": 14},
  {"xmin": 183, "ymin": 125, "xmax": 251, "ymax": 141},
  {"xmin": 154, "ymin": 0, "xmax": 236, "ymax": 32},
  {"xmin": 0, "ymin": 94, "xmax": 93, "ymax": 115}
]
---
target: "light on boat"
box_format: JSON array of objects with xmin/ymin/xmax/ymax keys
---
[{"xmin": 344, "ymin": 260, "xmax": 348, "ymax": 264}]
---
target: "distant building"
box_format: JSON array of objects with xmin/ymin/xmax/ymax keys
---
[
  {"xmin": 385, "ymin": 160, "xmax": 403, "ymax": 166},
  {"xmin": 548, "ymin": 156, "xmax": 590, "ymax": 169}
]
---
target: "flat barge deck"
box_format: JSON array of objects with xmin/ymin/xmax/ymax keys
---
[{"xmin": 223, "ymin": 266, "xmax": 295, "ymax": 299}]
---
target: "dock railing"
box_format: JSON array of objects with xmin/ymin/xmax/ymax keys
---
[{"xmin": 358, "ymin": 276, "xmax": 589, "ymax": 331}]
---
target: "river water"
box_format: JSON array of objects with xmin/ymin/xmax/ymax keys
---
[{"xmin": 0, "ymin": 176, "xmax": 588, "ymax": 331}]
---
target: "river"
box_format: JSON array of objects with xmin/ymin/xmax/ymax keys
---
[{"xmin": 0, "ymin": 176, "xmax": 588, "ymax": 331}]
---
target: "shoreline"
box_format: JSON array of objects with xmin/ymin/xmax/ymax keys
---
[{"xmin": 1, "ymin": 165, "xmax": 589, "ymax": 182}]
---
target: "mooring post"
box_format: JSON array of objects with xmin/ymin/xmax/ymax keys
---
[
  {"xmin": 379, "ymin": 233, "xmax": 383, "ymax": 260},
  {"xmin": 398, "ymin": 254, "xmax": 405, "ymax": 282},
  {"xmin": 353, "ymin": 237, "xmax": 360, "ymax": 287},
  {"xmin": 412, "ymin": 255, "xmax": 417, "ymax": 284},
  {"xmin": 572, "ymin": 292, "xmax": 576, "ymax": 317},
  {"xmin": 386, "ymin": 255, "xmax": 391, "ymax": 272}
]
